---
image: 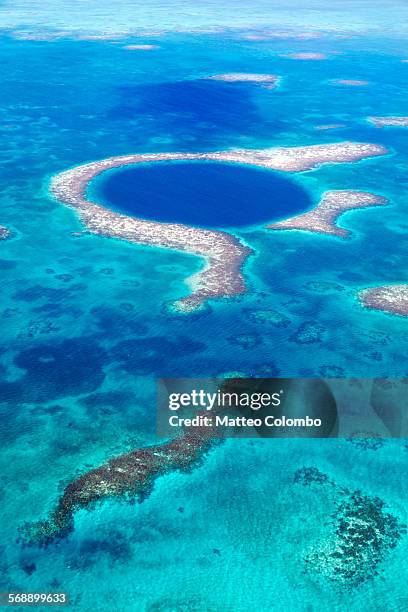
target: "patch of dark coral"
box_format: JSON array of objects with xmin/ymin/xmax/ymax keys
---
[
  {"xmin": 294, "ymin": 466, "xmax": 334, "ymax": 487},
  {"xmin": 306, "ymin": 492, "xmax": 406, "ymax": 587},
  {"xmin": 295, "ymin": 465, "xmax": 406, "ymax": 587}
]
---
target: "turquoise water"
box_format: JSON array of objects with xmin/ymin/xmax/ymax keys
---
[
  {"xmin": 0, "ymin": 5, "xmax": 408, "ymax": 611},
  {"xmin": 92, "ymin": 162, "xmax": 312, "ymax": 228}
]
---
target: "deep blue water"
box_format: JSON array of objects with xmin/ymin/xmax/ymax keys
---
[
  {"xmin": 0, "ymin": 13, "xmax": 407, "ymax": 612},
  {"xmin": 93, "ymin": 162, "xmax": 312, "ymax": 228}
]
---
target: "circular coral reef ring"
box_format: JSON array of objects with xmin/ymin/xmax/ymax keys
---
[{"xmin": 50, "ymin": 142, "xmax": 388, "ymax": 312}]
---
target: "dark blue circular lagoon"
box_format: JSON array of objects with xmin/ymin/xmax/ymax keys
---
[{"xmin": 92, "ymin": 161, "xmax": 312, "ymax": 228}]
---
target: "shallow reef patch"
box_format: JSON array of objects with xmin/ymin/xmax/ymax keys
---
[{"xmin": 295, "ymin": 466, "xmax": 406, "ymax": 587}]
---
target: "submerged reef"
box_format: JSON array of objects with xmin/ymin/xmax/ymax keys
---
[
  {"xmin": 307, "ymin": 492, "xmax": 406, "ymax": 587},
  {"xmin": 303, "ymin": 280, "xmax": 345, "ymax": 293},
  {"xmin": 281, "ymin": 52, "xmax": 327, "ymax": 60},
  {"xmin": 242, "ymin": 31, "xmax": 322, "ymax": 41},
  {"xmin": 10, "ymin": 30, "xmax": 128, "ymax": 42},
  {"xmin": 368, "ymin": 116, "xmax": 408, "ymax": 128},
  {"xmin": 333, "ymin": 79, "xmax": 369, "ymax": 86},
  {"xmin": 359, "ymin": 284, "xmax": 408, "ymax": 316},
  {"xmin": 245, "ymin": 308, "xmax": 291, "ymax": 328},
  {"xmin": 295, "ymin": 467, "xmax": 406, "ymax": 587},
  {"xmin": 314, "ymin": 124, "xmax": 347, "ymax": 131},
  {"xmin": 268, "ymin": 190, "xmax": 388, "ymax": 237},
  {"xmin": 23, "ymin": 425, "xmax": 218, "ymax": 545},
  {"xmin": 205, "ymin": 73, "xmax": 280, "ymax": 87},
  {"xmin": 0, "ymin": 226, "xmax": 10, "ymax": 240},
  {"xmin": 122, "ymin": 44, "xmax": 159, "ymax": 50},
  {"xmin": 290, "ymin": 321, "xmax": 326, "ymax": 344}
]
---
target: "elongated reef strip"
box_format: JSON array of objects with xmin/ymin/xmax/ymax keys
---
[
  {"xmin": 51, "ymin": 142, "xmax": 388, "ymax": 310},
  {"xmin": 268, "ymin": 190, "xmax": 388, "ymax": 237},
  {"xmin": 333, "ymin": 79, "xmax": 369, "ymax": 86},
  {"xmin": 122, "ymin": 44, "xmax": 159, "ymax": 50},
  {"xmin": 281, "ymin": 52, "xmax": 327, "ymax": 60},
  {"xmin": 207, "ymin": 142, "xmax": 387, "ymax": 172},
  {"xmin": 368, "ymin": 116, "xmax": 408, "ymax": 128},
  {"xmin": 314, "ymin": 124, "xmax": 346, "ymax": 130},
  {"xmin": 25, "ymin": 423, "xmax": 218, "ymax": 544},
  {"xmin": 359, "ymin": 285, "xmax": 408, "ymax": 316},
  {"xmin": 243, "ymin": 31, "xmax": 322, "ymax": 41},
  {"xmin": 205, "ymin": 73, "xmax": 280, "ymax": 86}
]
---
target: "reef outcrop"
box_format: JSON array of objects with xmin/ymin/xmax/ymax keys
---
[
  {"xmin": 333, "ymin": 79, "xmax": 369, "ymax": 86},
  {"xmin": 205, "ymin": 73, "xmax": 280, "ymax": 87},
  {"xmin": 122, "ymin": 44, "xmax": 159, "ymax": 50},
  {"xmin": 368, "ymin": 116, "xmax": 408, "ymax": 128},
  {"xmin": 281, "ymin": 52, "xmax": 327, "ymax": 60},
  {"xmin": 359, "ymin": 284, "xmax": 408, "ymax": 316},
  {"xmin": 268, "ymin": 190, "xmax": 388, "ymax": 237}
]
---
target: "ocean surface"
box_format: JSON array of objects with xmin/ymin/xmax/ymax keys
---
[{"xmin": 0, "ymin": 3, "xmax": 407, "ymax": 611}]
